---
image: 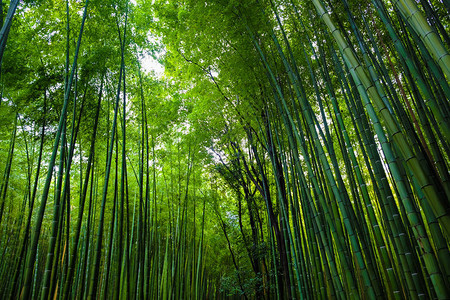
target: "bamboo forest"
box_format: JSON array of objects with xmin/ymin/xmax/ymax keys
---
[{"xmin": 1, "ymin": 0, "xmax": 450, "ymax": 299}]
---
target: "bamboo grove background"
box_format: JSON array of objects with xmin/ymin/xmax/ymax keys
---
[{"xmin": 0, "ymin": 0, "xmax": 449, "ymax": 299}]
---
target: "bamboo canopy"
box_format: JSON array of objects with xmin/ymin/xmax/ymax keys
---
[{"xmin": 0, "ymin": 0, "xmax": 449, "ymax": 299}]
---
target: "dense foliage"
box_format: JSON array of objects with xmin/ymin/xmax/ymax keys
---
[{"xmin": 0, "ymin": 0, "xmax": 449, "ymax": 299}]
